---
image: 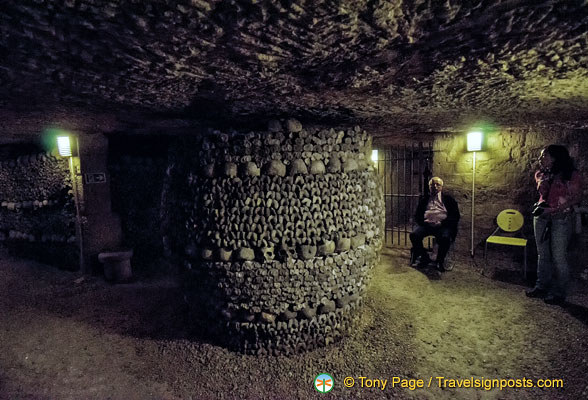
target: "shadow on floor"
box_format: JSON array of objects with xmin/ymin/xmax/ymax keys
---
[
  {"xmin": 489, "ymin": 268, "xmax": 533, "ymax": 287},
  {"xmin": 565, "ymin": 303, "xmax": 588, "ymax": 326},
  {"xmin": 0, "ymin": 257, "xmax": 222, "ymax": 346}
]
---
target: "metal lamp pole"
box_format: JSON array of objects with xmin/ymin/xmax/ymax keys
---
[
  {"xmin": 57, "ymin": 134, "xmax": 84, "ymax": 272},
  {"xmin": 467, "ymin": 130, "xmax": 483, "ymax": 258},
  {"xmin": 68, "ymin": 144, "xmax": 84, "ymax": 273},
  {"xmin": 471, "ymin": 151, "xmax": 476, "ymax": 257}
]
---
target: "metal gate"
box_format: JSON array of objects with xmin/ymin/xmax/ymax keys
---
[{"xmin": 374, "ymin": 142, "xmax": 434, "ymax": 248}]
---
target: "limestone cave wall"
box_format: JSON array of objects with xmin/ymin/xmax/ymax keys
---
[
  {"xmin": 434, "ymin": 127, "xmax": 588, "ymax": 254},
  {"xmin": 163, "ymin": 120, "xmax": 384, "ymax": 354}
]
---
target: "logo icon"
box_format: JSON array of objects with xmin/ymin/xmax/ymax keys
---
[{"xmin": 314, "ymin": 373, "xmax": 334, "ymax": 393}]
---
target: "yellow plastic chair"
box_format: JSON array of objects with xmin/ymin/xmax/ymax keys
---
[{"xmin": 484, "ymin": 209, "xmax": 528, "ymax": 277}]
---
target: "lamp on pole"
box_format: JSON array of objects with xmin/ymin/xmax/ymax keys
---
[
  {"xmin": 467, "ymin": 131, "xmax": 483, "ymax": 257},
  {"xmin": 57, "ymin": 135, "xmax": 84, "ymax": 272}
]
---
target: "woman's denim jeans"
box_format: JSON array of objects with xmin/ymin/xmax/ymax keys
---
[{"xmin": 533, "ymin": 214, "xmax": 573, "ymax": 298}]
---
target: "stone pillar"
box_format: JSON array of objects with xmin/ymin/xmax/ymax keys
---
[
  {"xmin": 78, "ymin": 133, "xmax": 123, "ymax": 273},
  {"xmin": 163, "ymin": 120, "xmax": 385, "ymax": 354}
]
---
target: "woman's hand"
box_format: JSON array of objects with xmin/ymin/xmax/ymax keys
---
[
  {"xmin": 535, "ymin": 170, "xmax": 552, "ymax": 196},
  {"xmin": 535, "ymin": 169, "xmax": 551, "ymax": 181}
]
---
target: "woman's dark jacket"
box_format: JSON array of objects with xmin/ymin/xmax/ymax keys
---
[{"xmin": 414, "ymin": 193, "xmax": 460, "ymax": 240}]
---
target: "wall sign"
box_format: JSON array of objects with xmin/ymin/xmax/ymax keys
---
[{"xmin": 84, "ymin": 173, "xmax": 107, "ymax": 184}]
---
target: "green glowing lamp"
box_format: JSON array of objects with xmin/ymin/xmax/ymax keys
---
[{"xmin": 57, "ymin": 136, "xmax": 72, "ymax": 157}]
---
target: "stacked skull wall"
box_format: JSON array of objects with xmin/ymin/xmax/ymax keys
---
[
  {"xmin": 0, "ymin": 150, "xmax": 77, "ymax": 268},
  {"xmin": 164, "ymin": 120, "xmax": 384, "ymax": 355}
]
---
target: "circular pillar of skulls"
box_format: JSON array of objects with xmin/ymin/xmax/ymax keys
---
[{"xmin": 163, "ymin": 120, "xmax": 384, "ymax": 355}]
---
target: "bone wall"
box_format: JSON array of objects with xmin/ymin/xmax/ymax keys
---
[
  {"xmin": 0, "ymin": 149, "xmax": 77, "ymax": 268},
  {"xmin": 164, "ymin": 120, "xmax": 384, "ymax": 354}
]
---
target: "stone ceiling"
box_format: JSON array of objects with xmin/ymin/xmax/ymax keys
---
[{"xmin": 1, "ymin": 0, "xmax": 588, "ymax": 135}]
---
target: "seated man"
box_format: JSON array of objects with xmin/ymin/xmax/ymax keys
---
[{"xmin": 410, "ymin": 177, "xmax": 460, "ymax": 272}]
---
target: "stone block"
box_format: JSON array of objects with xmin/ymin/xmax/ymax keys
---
[
  {"xmin": 343, "ymin": 157, "xmax": 358, "ymax": 172},
  {"xmin": 318, "ymin": 300, "xmax": 336, "ymax": 314},
  {"xmin": 317, "ymin": 240, "xmax": 335, "ymax": 255},
  {"xmin": 288, "ymin": 159, "xmax": 308, "ymax": 175},
  {"xmin": 350, "ymin": 233, "xmax": 366, "ymax": 248},
  {"xmin": 201, "ymin": 248, "xmax": 214, "ymax": 260},
  {"xmin": 299, "ymin": 245, "xmax": 317, "ymax": 260},
  {"xmin": 278, "ymin": 309, "xmax": 297, "ymax": 321},
  {"xmin": 265, "ymin": 160, "xmax": 286, "ymax": 176},
  {"xmin": 223, "ymin": 162, "xmax": 238, "ymax": 177},
  {"xmin": 98, "ymin": 248, "xmax": 133, "ymax": 283},
  {"xmin": 336, "ymin": 238, "xmax": 351, "ymax": 252},
  {"xmin": 286, "ymin": 118, "xmax": 302, "ymax": 132},
  {"xmin": 203, "ymin": 163, "xmax": 215, "ymax": 177},
  {"xmin": 299, "ymin": 306, "xmax": 317, "ymax": 319},
  {"xmin": 310, "ymin": 160, "xmax": 326, "ymax": 174},
  {"xmin": 219, "ymin": 247, "xmax": 232, "ymax": 261},
  {"xmin": 245, "ymin": 161, "xmax": 260, "ymax": 176},
  {"xmin": 327, "ymin": 157, "xmax": 341, "ymax": 173},
  {"xmin": 238, "ymin": 247, "xmax": 255, "ymax": 260},
  {"xmin": 268, "ymin": 120, "xmax": 282, "ymax": 132}
]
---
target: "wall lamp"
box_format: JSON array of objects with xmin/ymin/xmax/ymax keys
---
[
  {"xmin": 467, "ymin": 131, "xmax": 483, "ymax": 257},
  {"xmin": 57, "ymin": 136, "xmax": 73, "ymax": 157},
  {"xmin": 371, "ymin": 149, "xmax": 378, "ymax": 165},
  {"xmin": 467, "ymin": 131, "xmax": 483, "ymax": 152}
]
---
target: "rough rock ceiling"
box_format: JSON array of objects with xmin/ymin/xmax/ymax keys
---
[{"xmin": 1, "ymin": 0, "xmax": 588, "ymax": 133}]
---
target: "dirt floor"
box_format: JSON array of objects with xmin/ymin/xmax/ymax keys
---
[{"xmin": 0, "ymin": 249, "xmax": 587, "ymax": 400}]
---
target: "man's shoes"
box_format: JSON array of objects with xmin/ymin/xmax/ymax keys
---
[
  {"xmin": 436, "ymin": 261, "xmax": 445, "ymax": 272},
  {"xmin": 544, "ymin": 295, "xmax": 566, "ymax": 306},
  {"xmin": 525, "ymin": 288, "xmax": 547, "ymax": 299},
  {"xmin": 410, "ymin": 251, "xmax": 419, "ymax": 267}
]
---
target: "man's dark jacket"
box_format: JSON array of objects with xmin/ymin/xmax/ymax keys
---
[{"xmin": 415, "ymin": 193, "xmax": 460, "ymax": 240}]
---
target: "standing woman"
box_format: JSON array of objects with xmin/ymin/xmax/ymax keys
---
[{"xmin": 526, "ymin": 145, "xmax": 583, "ymax": 305}]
